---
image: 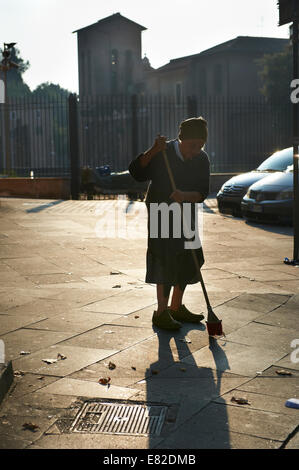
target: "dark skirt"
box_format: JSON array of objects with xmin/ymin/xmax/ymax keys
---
[{"xmin": 145, "ymin": 201, "xmax": 204, "ymax": 289}]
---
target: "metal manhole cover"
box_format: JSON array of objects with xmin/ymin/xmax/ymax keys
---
[{"xmin": 70, "ymin": 401, "xmax": 168, "ymax": 436}]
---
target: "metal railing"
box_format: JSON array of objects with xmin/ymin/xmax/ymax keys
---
[{"xmin": 0, "ymin": 94, "xmax": 292, "ymax": 177}]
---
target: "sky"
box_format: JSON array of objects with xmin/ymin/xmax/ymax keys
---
[{"xmin": 0, "ymin": 0, "xmax": 291, "ymax": 93}]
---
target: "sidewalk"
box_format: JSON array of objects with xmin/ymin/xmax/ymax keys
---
[{"xmin": 0, "ymin": 195, "xmax": 298, "ymax": 450}]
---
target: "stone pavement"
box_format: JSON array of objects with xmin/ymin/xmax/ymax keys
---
[{"xmin": 0, "ymin": 195, "xmax": 298, "ymax": 450}]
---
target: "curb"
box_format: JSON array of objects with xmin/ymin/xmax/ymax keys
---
[{"xmin": 0, "ymin": 361, "xmax": 14, "ymax": 405}]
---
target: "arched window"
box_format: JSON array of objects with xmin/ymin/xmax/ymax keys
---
[{"xmin": 111, "ymin": 49, "xmax": 118, "ymax": 93}]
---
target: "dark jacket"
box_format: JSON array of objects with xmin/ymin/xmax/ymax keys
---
[{"xmin": 128, "ymin": 139, "xmax": 210, "ymax": 288}]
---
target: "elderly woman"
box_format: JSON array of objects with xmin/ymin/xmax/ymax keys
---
[{"xmin": 128, "ymin": 117, "xmax": 210, "ymax": 330}]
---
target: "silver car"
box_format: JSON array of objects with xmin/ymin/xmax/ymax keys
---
[
  {"xmin": 241, "ymin": 164, "xmax": 296, "ymax": 224},
  {"xmin": 217, "ymin": 147, "xmax": 294, "ymax": 216}
]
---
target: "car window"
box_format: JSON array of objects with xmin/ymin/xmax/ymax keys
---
[{"xmin": 257, "ymin": 148, "xmax": 293, "ymax": 171}]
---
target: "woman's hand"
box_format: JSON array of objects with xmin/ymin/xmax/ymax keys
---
[
  {"xmin": 152, "ymin": 134, "xmax": 167, "ymax": 153},
  {"xmin": 170, "ymin": 189, "xmax": 186, "ymax": 203}
]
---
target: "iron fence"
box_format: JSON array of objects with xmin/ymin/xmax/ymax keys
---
[
  {"xmin": 0, "ymin": 94, "xmax": 293, "ymax": 177},
  {"xmin": 0, "ymin": 95, "xmax": 69, "ymax": 177}
]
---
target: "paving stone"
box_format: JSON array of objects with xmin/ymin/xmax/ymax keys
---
[
  {"xmin": 285, "ymin": 429, "xmax": 299, "ymax": 449},
  {"xmin": 0, "ymin": 433, "xmax": 33, "ymax": 449},
  {"xmin": 25, "ymin": 272, "xmax": 84, "ymax": 285},
  {"xmin": 46, "ymin": 288, "xmax": 119, "ymax": 306},
  {"xmin": 0, "ymin": 287, "xmax": 61, "ymax": 311},
  {"xmin": 206, "ymin": 276, "xmax": 291, "ymax": 294},
  {"xmin": 12, "ymin": 345, "xmax": 118, "ymax": 376},
  {"xmin": 31, "ymin": 433, "xmax": 163, "ymax": 449},
  {"xmin": 235, "ymin": 372, "xmax": 299, "ymax": 399},
  {"xmin": 0, "ymin": 313, "xmax": 48, "ymax": 335},
  {"xmin": 0, "ymin": 298, "xmax": 79, "ymax": 317},
  {"xmin": 35, "ymin": 377, "xmax": 139, "ymax": 400},
  {"xmin": 58, "ymin": 324, "xmax": 156, "ymax": 351},
  {"xmin": 275, "ymin": 354, "xmax": 299, "ymax": 371},
  {"xmin": 254, "ymin": 307, "xmax": 299, "ymax": 330},
  {"xmin": 1, "ymin": 328, "xmax": 75, "ymax": 360},
  {"xmin": 0, "ymin": 413, "xmax": 57, "ymax": 447},
  {"xmin": 223, "ymin": 322, "xmax": 299, "ymax": 355},
  {"xmin": 156, "ymin": 401, "xmax": 297, "ymax": 447},
  {"xmin": 220, "ymin": 293, "xmax": 290, "ymax": 313},
  {"xmin": 3, "ymin": 373, "xmax": 60, "ymax": 400},
  {"xmin": 133, "ymin": 371, "xmax": 250, "ymax": 430},
  {"xmin": 81, "ymin": 288, "xmax": 156, "ymax": 315},
  {"xmin": 27, "ymin": 311, "xmax": 122, "ymax": 333},
  {"xmin": 213, "ymin": 389, "xmax": 299, "ymax": 416},
  {"xmin": 3, "ymin": 256, "xmax": 67, "ymax": 275},
  {"xmin": 182, "ymin": 339, "xmax": 286, "ymax": 377},
  {"xmin": 156, "ymin": 429, "xmax": 281, "ymax": 449},
  {"xmin": 5, "ymin": 392, "xmax": 78, "ymax": 411}
]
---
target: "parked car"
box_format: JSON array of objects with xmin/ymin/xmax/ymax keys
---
[
  {"xmin": 241, "ymin": 164, "xmax": 297, "ymax": 224},
  {"xmin": 216, "ymin": 147, "xmax": 294, "ymax": 216}
]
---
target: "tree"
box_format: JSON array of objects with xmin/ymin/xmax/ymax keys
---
[
  {"xmin": 32, "ymin": 82, "xmax": 71, "ymax": 99},
  {"xmin": 257, "ymin": 44, "xmax": 292, "ymax": 104},
  {"xmin": 0, "ymin": 46, "xmax": 31, "ymax": 97}
]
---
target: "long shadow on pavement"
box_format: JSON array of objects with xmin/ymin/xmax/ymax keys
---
[{"xmin": 146, "ymin": 322, "xmax": 231, "ymax": 449}]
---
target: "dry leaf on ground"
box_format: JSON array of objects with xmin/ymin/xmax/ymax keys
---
[
  {"xmin": 99, "ymin": 377, "xmax": 111, "ymax": 385},
  {"xmin": 231, "ymin": 396, "xmax": 251, "ymax": 405},
  {"xmin": 22, "ymin": 422, "xmax": 39, "ymax": 432},
  {"xmin": 276, "ymin": 370, "xmax": 293, "ymax": 376}
]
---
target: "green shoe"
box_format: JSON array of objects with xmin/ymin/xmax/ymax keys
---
[
  {"xmin": 152, "ymin": 309, "xmax": 182, "ymax": 330},
  {"xmin": 170, "ymin": 304, "xmax": 205, "ymax": 323}
]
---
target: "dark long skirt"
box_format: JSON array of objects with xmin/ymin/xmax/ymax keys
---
[{"xmin": 145, "ymin": 201, "xmax": 204, "ymax": 294}]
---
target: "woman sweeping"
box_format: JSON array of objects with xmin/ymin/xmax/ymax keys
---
[{"xmin": 128, "ymin": 117, "xmax": 210, "ymax": 330}]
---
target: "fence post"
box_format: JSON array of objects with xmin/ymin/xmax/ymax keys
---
[
  {"xmin": 131, "ymin": 94, "xmax": 138, "ymax": 156},
  {"xmin": 187, "ymin": 95, "xmax": 197, "ymax": 118},
  {"xmin": 68, "ymin": 93, "xmax": 80, "ymax": 200}
]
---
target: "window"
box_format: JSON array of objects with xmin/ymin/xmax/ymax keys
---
[
  {"xmin": 199, "ymin": 68, "xmax": 207, "ymax": 96},
  {"xmin": 111, "ymin": 49, "xmax": 118, "ymax": 93},
  {"xmin": 176, "ymin": 82, "xmax": 182, "ymax": 105},
  {"xmin": 213, "ymin": 63, "xmax": 223, "ymax": 94}
]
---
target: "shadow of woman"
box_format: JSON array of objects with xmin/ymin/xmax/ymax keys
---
[{"xmin": 145, "ymin": 322, "xmax": 231, "ymax": 449}]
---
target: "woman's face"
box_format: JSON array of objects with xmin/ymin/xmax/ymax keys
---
[{"xmin": 179, "ymin": 139, "xmax": 205, "ymax": 160}]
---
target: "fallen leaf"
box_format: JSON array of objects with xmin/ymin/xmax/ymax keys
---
[
  {"xmin": 14, "ymin": 370, "xmax": 25, "ymax": 377},
  {"xmin": 231, "ymin": 396, "xmax": 251, "ymax": 405},
  {"xmin": 99, "ymin": 377, "xmax": 111, "ymax": 385},
  {"xmin": 37, "ymin": 377, "xmax": 45, "ymax": 380},
  {"xmin": 42, "ymin": 358, "xmax": 58, "ymax": 364},
  {"xmin": 134, "ymin": 316, "xmax": 139, "ymax": 319},
  {"xmin": 57, "ymin": 353, "xmax": 67, "ymax": 360},
  {"xmin": 22, "ymin": 422, "xmax": 39, "ymax": 432},
  {"xmin": 112, "ymin": 285, "xmax": 121, "ymax": 288},
  {"xmin": 276, "ymin": 369, "xmax": 293, "ymax": 376},
  {"xmin": 110, "ymin": 271, "xmax": 120, "ymax": 275},
  {"xmin": 131, "ymin": 366, "xmax": 136, "ymax": 371},
  {"xmin": 108, "ymin": 362, "xmax": 116, "ymax": 370}
]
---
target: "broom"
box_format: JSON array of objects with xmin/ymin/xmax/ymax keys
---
[{"xmin": 162, "ymin": 149, "xmax": 224, "ymax": 337}]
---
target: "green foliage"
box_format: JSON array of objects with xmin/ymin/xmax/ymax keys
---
[
  {"xmin": 0, "ymin": 46, "xmax": 31, "ymax": 97},
  {"xmin": 32, "ymin": 82, "xmax": 71, "ymax": 99},
  {"xmin": 257, "ymin": 44, "xmax": 292, "ymax": 104}
]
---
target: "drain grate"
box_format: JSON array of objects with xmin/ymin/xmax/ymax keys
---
[{"xmin": 70, "ymin": 401, "xmax": 168, "ymax": 436}]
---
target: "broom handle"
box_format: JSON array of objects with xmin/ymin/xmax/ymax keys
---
[{"xmin": 162, "ymin": 150, "xmax": 212, "ymax": 310}]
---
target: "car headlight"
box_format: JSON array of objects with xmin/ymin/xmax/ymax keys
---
[{"xmin": 276, "ymin": 188, "xmax": 293, "ymax": 200}]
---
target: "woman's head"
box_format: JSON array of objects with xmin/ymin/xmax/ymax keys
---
[{"xmin": 178, "ymin": 117, "xmax": 208, "ymax": 159}]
